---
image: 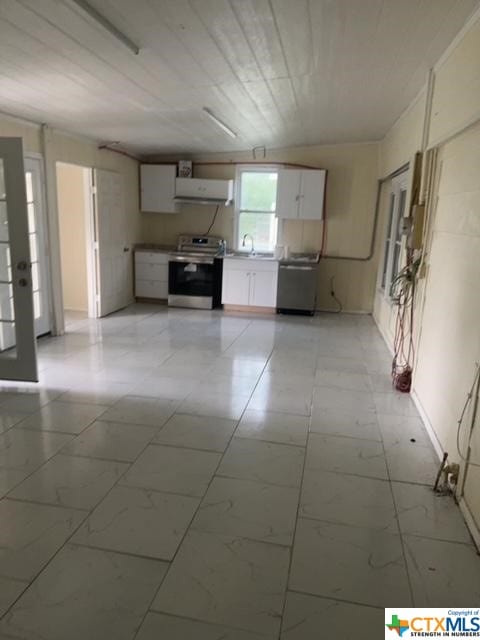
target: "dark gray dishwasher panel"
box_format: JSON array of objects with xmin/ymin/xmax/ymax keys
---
[{"xmin": 276, "ymin": 263, "xmax": 318, "ymax": 314}]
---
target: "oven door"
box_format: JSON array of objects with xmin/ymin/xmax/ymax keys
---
[{"xmin": 168, "ymin": 258, "xmax": 215, "ymax": 309}]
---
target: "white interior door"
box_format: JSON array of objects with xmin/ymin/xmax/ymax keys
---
[
  {"xmin": 94, "ymin": 169, "xmax": 130, "ymax": 317},
  {"xmin": 25, "ymin": 157, "xmax": 51, "ymax": 337},
  {"xmin": 0, "ymin": 138, "xmax": 37, "ymax": 382}
]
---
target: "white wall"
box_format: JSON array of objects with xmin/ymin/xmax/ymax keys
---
[
  {"xmin": 429, "ymin": 16, "xmax": 480, "ymax": 146},
  {"xmin": 379, "ymin": 89, "xmax": 426, "ymax": 179},
  {"xmin": 56, "ymin": 163, "xmax": 88, "ymax": 312},
  {"xmin": 0, "ymin": 112, "xmax": 141, "ymax": 331},
  {"xmin": 142, "ymin": 142, "xmax": 380, "ymax": 313},
  {"xmin": 373, "ymin": 9, "xmax": 480, "ymax": 540},
  {"xmin": 373, "ymin": 90, "xmax": 427, "ymax": 349}
]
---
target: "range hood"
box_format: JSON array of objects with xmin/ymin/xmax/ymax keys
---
[{"xmin": 174, "ymin": 177, "xmax": 234, "ymax": 207}]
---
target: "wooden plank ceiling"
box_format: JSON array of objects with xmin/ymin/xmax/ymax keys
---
[{"xmin": 0, "ymin": 0, "xmax": 478, "ymax": 155}]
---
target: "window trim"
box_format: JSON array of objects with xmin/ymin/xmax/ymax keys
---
[
  {"xmin": 380, "ymin": 173, "xmax": 409, "ymax": 299},
  {"xmin": 234, "ymin": 164, "xmax": 279, "ymax": 252}
]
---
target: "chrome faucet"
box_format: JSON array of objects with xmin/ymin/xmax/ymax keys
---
[{"xmin": 242, "ymin": 234, "xmax": 255, "ymax": 254}]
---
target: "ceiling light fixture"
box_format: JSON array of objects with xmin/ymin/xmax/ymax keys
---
[
  {"xmin": 202, "ymin": 107, "xmax": 237, "ymax": 139},
  {"xmin": 71, "ymin": 0, "xmax": 140, "ymax": 55}
]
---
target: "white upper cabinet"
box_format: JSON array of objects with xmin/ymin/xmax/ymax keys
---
[
  {"xmin": 276, "ymin": 169, "xmax": 326, "ymax": 220},
  {"xmin": 140, "ymin": 164, "xmax": 177, "ymax": 213}
]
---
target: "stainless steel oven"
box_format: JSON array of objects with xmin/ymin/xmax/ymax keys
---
[{"xmin": 168, "ymin": 235, "xmax": 225, "ymax": 310}]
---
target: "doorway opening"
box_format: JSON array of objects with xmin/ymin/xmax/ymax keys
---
[{"xmin": 56, "ymin": 162, "xmax": 97, "ymax": 326}]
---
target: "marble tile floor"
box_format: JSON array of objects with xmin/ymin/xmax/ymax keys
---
[{"xmin": 0, "ymin": 304, "xmax": 479, "ymax": 639}]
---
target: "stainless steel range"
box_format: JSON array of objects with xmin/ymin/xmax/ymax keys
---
[{"xmin": 168, "ymin": 235, "xmax": 225, "ymax": 309}]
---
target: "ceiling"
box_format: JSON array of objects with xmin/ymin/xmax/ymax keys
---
[{"xmin": 0, "ymin": 0, "xmax": 478, "ymax": 156}]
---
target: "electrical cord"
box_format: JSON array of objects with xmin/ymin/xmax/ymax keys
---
[
  {"xmin": 390, "ymin": 255, "xmax": 420, "ymax": 392},
  {"xmin": 456, "ymin": 363, "xmax": 480, "ymax": 468},
  {"xmin": 329, "ymin": 276, "xmax": 342, "ymax": 313},
  {"xmin": 204, "ymin": 205, "xmax": 220, "ymax": 235}
]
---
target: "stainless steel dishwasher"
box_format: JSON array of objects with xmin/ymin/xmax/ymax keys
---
[{"xmin": 276, "ymin": 253, "xmax": 319, "ymax": 315}]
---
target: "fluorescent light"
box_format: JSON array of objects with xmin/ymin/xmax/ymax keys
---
[
  {"xmin": 202, "ymin": 107, "xmax": 237, "ymax": 139},
  {"xmin": 71, "ymin": 0, "xmax": 140, "ymax": 55}
]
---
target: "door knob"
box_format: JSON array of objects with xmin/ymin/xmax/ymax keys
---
[
  {"xmin": 18, "ymin": 278, "xmax": 28, "ymax": 287},
  {"xmin": 17, "ymin": 260, "xmax": 29, "ymax": 270}
]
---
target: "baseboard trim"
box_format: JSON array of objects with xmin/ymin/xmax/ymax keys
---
[
  {"xmin": 410, "ymin": 389, "xmax": 444, "ymax": 462},
  {"xmin": 315, "ymin": 308, "xmax": 371, "ymax": 315},
  {"xmin": 372, "ymin": 314, "xmax": 395, "ymax": 355},
  {"xmin": 458, "ymin": 498, "xmax": 480, "ymax": 552},
  {"xmin": 223, "ymin": 305, "xmax": 275, "ymax": 315}
]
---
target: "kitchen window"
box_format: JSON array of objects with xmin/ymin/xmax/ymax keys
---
[
  {"xmin": 381, "ymin": 173, "xmax": 408, "ymax": 297},
  {"xmin": 235, "ymin": 166, "xmax": 278, "ymax": 252}
]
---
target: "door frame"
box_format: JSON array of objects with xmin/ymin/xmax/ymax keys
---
[
  {"xmin": 55, "ymin": 161, "xmax": 98, "ymax": 323},
  {"xmin": 24, "ymin": 153, "xmax": 53, "ymax": 336},
  {"xmin": 84, "ymin": 167, "xmax": 98, "ymax": 319}
]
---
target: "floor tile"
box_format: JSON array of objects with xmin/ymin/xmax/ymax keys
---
[
  {"xmin": 248, "ymin": 385, "xmax": 312, "ymax": 416},
  {"xmin": 300, "ymin": 469, "xmax": 397, "ymax": 531},
  {"xmin": 373, "ymin": 391, "xmax": 419, "ymax": 417},
  {"xmin": 392, "ymin": 482, "xmax": 472, "ymax": 543},
  {"xmin": 0, "ymin": 414, "xmax": 26, "ymax": 434},
  {"xmin": 129, "ymin": 376, "xmax": 199, "ymax": 400},
  {"xmin": 209, "ymin": 358, "xmax": 265, "ymax": 379},
  {"xmin": 404, "ymin": 535, "xmax": 480, "ymax": 606},
  {"xmin": 315, "ymin": 356, "xmax": 367, "ymax": 374},
  {"xmin": 99, "ymin": 395, "xmax": 177, "ymax": 428},
  {"xmin": 368, "ymin": 373, "xmax": 395, "ymax": 393},
  {"xmin": 9, "ymin": 454, "xmax": 129, "ymax": 510},
  {"xmin": 153, "ymin": 413, "xmax": 237, "ymax": 452},
  {"xmin": 0, "ymin": 390, "xmax": 62, "ymax": 415},
  {"xmin": 60, "ymin": 420, "xmax": 156, "ymax": 462},
  {"xmin": 15, "ymin": 401, "xmax": 108, "ymax": 435},
  {"xmin": 312, "ymin": 387, "xmax": 376, "ymax": 414},
  {"xmin": 195, "ymin": 375, "xmax": 258, "ymax": 397},
  {"xmin": 314, "ymin": 370, "xmax": 371, "ymax": 392},
  {"xmin": 0, "ymin": 499, "xmax": 86, "ymax": 581},
  {"xmin": 0, "ymin": 545, "xmax": 168, "ymax": 640},
  {"xmin": 235, "ymin": 410, "xmax": 308, "ymax": 446},
  {"xmin": 73, "ymin": 486, "xmax": 199, "ymax": 560},
  {"xmin": 0, "ymin": 430, "xmax": 73, "ymax": 497},
  {"xmin": 58, "ymin": 381, "xmax": 133, "ymax": 406},
  {"xmin": 136, "ymin": 612, "xmax": 267, "ymax": 640},
  {"xmin": 384, "ymin": 441, "xmax": 439, "ymax": 485},
  {"xmin": 306, "ymin": 433, "xmax": 388, "ymax": 480},
  {"xmin": 259, "ymin": 370, "xmax": 315, "ymax": 389},
  {"xmin": 151, "ymin": 530, "xmax": 289, "ymax": 636},
  {"xmin": 281, "ymin": 591, "xmax": 383, "ymax": 639},
  {"xmin": 309, "ymin": 406, "xmax": 381, "ymax": 441},
  {"xmin": 0, "ymin": 577, "xmax": 27, "ymax": 618},
  {"xmin": 121, "ymin": 445, "xmax": 220, "ymax": 497},
  {"xmin": 179, "ymin": 391, "xmax": 250, "ymax": 421},
  {"xmin": 289, "ymin": 518, "xmax": 411, "ymax": 607},
  {"xmin": 192, "ymin": 476, "xmax": 299, "ymax": 546},
  {"xmin": 377, "ymin": 413, "xmax": 431, "ymax": 447},
  {"xmin": 218, "ymin": 438, "xmax": 304, "ymax": 487}
]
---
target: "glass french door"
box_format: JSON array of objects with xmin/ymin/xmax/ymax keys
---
[
  {"xmin": 0, "ymin": 138, "xmax": 37, "ymax": 382},
  {"xmin": 25, "ymin": 157, "xmax": 51, "ymax": 337}
]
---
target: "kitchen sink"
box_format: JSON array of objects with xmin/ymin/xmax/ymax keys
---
[{"xmin": 224, "ymin": 251, "xmax": 276, "ymax": 260}]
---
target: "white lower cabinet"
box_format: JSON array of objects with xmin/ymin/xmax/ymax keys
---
[
  {"xmin": 135, "ymin": 250, "xmax": 169, "ymax": 300},
  {"xmin": 222, "ymin": 259, "xmax": 278, "ymax": 308},
  {"xmin": 249, "ymin": 270, "xmax": 278, "ymax": 307}
]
